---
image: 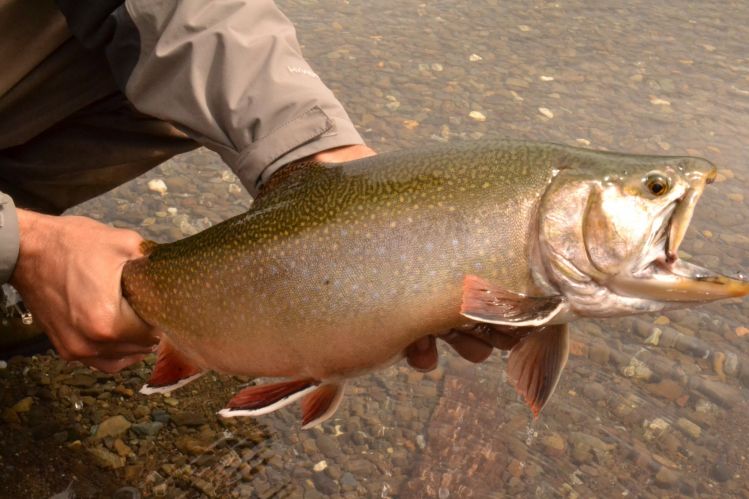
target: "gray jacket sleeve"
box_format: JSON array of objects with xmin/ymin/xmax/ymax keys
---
[
  {"xmin": 56, "ymin": 0, "xmax": 364, "ymax": 196},
  {"xmin": 0, "ymin": 193, "xmax": 20, "ymax": 284}
]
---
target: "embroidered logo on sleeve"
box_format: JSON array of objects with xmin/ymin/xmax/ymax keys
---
[{"xmin": 287, "ymin": 66, "xmax": 320, "ymax": 79}]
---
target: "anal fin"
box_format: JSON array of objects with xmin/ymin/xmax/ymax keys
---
[
  {"xmin": 140, "ymin": 339, "xmax": 204, "ymax": 395},
  {"xmin": 506, "ymin": 324, "xmax": 569, "ymax": 417},
  {"xmin": 301, "ymin": 383, "xmax": 345, "ymax": 429},
  {"xmin": 218, "ymin": 379, "xmax": 318, "ymax": 418},
  {"xmin": 460, "ymin": 275, "xmax": 564, "ymax": 327}
]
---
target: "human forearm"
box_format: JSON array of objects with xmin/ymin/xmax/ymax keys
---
[{"xmin": 10, "ymin": 209, "xmax": 157, "ymax": 372}]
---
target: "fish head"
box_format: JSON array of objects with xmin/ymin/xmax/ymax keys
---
[{"xmin": 537, "ymin": 151, "xmax": 749, "ymax": 317}]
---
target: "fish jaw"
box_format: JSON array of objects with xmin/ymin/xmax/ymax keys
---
[{"xmin": 610, "ymin": 258, "xmax": 749, "ymax": 303}]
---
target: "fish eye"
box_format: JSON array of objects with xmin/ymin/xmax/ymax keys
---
[{"xmin": 644, "ymin": 174, "xmax": 670, "ymax": 197}]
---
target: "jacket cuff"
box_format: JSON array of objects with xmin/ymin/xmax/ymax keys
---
[
  {"xmin": 235, "ymin": 107, "xmax": 364, "ymax": 197},
  {"xmin": 0, "ymin": 194, "xmax": 20, "ymax": 283}
]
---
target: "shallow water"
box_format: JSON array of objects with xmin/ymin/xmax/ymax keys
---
[{"xmin": 2, "ymin": 0, "xmax": 749, "ymax": 497}]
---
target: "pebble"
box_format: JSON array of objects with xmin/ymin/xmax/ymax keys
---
[
  {"xmin": 676, "ymin": 418, "xmax": 702, "ymax": 440},
  {"xmin": 313, "ymin": 460, "xmax": 327, "ymax": 472},
  {"xmin": 147, "ymin": 179, "xmax": 168, "ymax": 195},
  {"xmin": 468, "ymin": 53, "xmax": 482, "ymax": 62},
  {"xmin": 655, "ymin": 467, "xmax": 679, "ymax": 488},
  {"xmin": 541, "ymin": 433, "xmax": 566, "ymax": 456},
  {"xmin": 735, "ymin": 327, "xmax": 749, "ymax": 337},
  {"xmin": 132, "ymin": 421, "xmax": 164, "ymax": 437},
  {"xmin": 468, "ymin": 111, "xmax": 486, "ymax": 121},
  {"xmin": 12, "ymin": 397, "xmax": 33, "ymax": 413},
  {"xmin": 582, "ymin": 382, "xmax": 607, "ymax": 402},
  {"xmin": 113, "ymin": 438, "xmax": 134, "ymax": 458},
  {"xmin": 170, "ymin": 411, "xmax": 207, "ymax": 427},
  {"xmin": 711, "ymin": 461, "xmax": 732, "ymax": 482},
  {"xmin": 88, "ymin": 446, "xmax": 126, "ymax": 470},
  {"xmin": 94, "ymin": 415, "xmax": 131, "ymax": 440},
  {"xmin": 538, "ymin": 107, "xmax": 554, "ymax": 119}
]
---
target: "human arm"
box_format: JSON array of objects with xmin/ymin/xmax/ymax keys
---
[
  {"xmin": 8, "ymin": 209, "xmax": 158, "ymax": 373},
  {"xmin": 54, "ymin": 0, "xmax": 368, "ymax": 196}
]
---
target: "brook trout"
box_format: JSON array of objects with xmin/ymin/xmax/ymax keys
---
[{"xmin": 122, "ymin": 139, "xmax": 749, "ymax": 427}]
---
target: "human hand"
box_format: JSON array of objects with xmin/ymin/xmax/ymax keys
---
[
  {"xmin": 406, "ymin": 324, "xmax": 522, "ymax": 372},
  {"xmin": 311, "ymin": 144, "xmax": 377, "ymax": 163},
  {"xmin": 9, "ymin": 210, "xmax": 159, "ymax": 373}
]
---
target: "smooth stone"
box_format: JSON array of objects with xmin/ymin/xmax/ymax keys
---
[
  {"xmin": 711, "ymin": 461, "xmax": 732, "ymax": 483},
  {"xmin": 315, "ymin": 434, "xmax": 341, "ymax": 457},
  {"xmin": 541, "ymin": 433, "xmax": 566, "ymax": 456},
  {"xmin": 340, "ymin": 472, "xmax": 358, "ymax": 488},
  {"xmin": 675, "ymin": 418, "xmax": 701, "ymax": 440},
  {"xmin": 67, "ymin": 373, "xmax": 97, "ymax": 387},
  {"xmin": 132, "ymin": 421, "xmax": 164, "ymax": 437},
  {"xmin": 88, "ymin": 446, "xmax": 126, "ymax": 469},
  {"xmin": 655, "ymin": 467, "xmax": 679, "ymax": 488},
  {"xmin": 312, "ymin": 473, "xmax": 339, "ymax": 495},
  {"xmin": 94, "ymin": 415, "xmax": 132, "ymax": 440},
  {"xmin": 170, "ymin": 411, "xmax": 207, "ymax": 427},
  {"xmin": 582, "ymin": 382, "xmax": 607, "ymax": 402}
]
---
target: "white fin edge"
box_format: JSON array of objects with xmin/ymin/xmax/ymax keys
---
[
  {"xmin": 461, "ymin": 300, "xmax": 566, "ymax": 328},
  {"xmin": 301, "ymin": 383, "xmax": 346, "ymax": 430},
  {"xmin": 217, "ymin": 384, "xmax": 318, "ymax": 418},
  {"xmin": 139, "ymin": 371, "xmax": 206, "ymax": 395}
]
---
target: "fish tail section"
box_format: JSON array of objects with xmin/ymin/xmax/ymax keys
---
[
  {"xmin": 218, "ymin": 379, "xmax": 319, "ymax": 418},
  {"xmin": 140, "ymin": 338, "xmax": 205, "ymax": 395},
  {"xmin": 301, "ymin": 382, "xmax": 345, "ymax": 429}
]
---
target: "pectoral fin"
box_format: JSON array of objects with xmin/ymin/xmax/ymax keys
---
[
  {"xmin": 506, "ymin": 324, "xmax": 569, "ymax": 417},
  {"xmin": 460, "ymin": 275, "xmax": 565, "ymax": 326},
  {"xmin": 140, "ymin": 338, "xmax": 204, "ymax": 395}
]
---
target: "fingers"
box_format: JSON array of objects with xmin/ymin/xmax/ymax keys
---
[
  {"xmin": 85, "ymin": 354, "xmax": 147, "ymax": 374},
  {"xmin": 441, "ymin": 331, "xmax": 494, "ymax": 363},
  {"xmin": 405, "ymin": 335, "xmax": 438, "ymax": 372}
]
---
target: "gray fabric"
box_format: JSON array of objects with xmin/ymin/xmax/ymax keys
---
[
  {"xmin": 0, "ymin": 0, "xmax": 366, "ymax": 281},
  {"xmin": 54, "ymin": 0, "xmax": 141, "ymax": 89},
  {"xmin": 0, "ymin": 193, "xmax": 19, "ymax": 284},
  {"xmin": 124, "ymin": 0, "xmax": 364, "ymax": 196}
]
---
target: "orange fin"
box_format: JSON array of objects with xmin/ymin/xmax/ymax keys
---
[
  {"xmin": 140, "ymin": 239, "xmax": 158, "ymax": 256},
  {"xmin": 301, "ymin": 383, "xmax": 345, "ymax": 429},
  {"xmin": 218, "ymin": 379, "xmax": 318, "ymax": 418},
  {"xmin": 460, "ymin": 275, "xmax": 565, "ymax": 327},
  {"xmin": 506, "ymin": 324, "xmax": 569, "ymax": 417},
  {"xmin": 140, "ymin": 339, "xmax": 204, "ymax": 395}
]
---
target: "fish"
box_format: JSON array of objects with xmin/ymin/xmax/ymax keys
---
[{"xmin": 122, "ymin": 139, "xmax": 749, "ymax": 428}]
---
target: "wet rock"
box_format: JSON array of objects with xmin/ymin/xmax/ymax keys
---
[
  {"xmin": 151, "ymin": 409, "xmax": 170, "ymax": 424},
  {"xmin": 655, "ymin": 467, "xmax": 679, "ymax": 488},
  {"xmin": 66, "ymin": 373, "xmax": 97, "ymax": 387},
  {"xmin": 675, "ymin": 418, "xmax": 701, "ymax": 440},
  {"xmin": 711, "ymin": 461, "xmax": 732, "ymax": 482},
  {"xmin": 541, "ymin": 433, "xmax": 566, "ymax": 456},
  {"xmin": 315, "ymin": 434, "xmax": 341, "ymax": 457},
  {"xmin": 340, "ymin": 472, "xmax": 358, "ymax": 488},
  {"xmin": 312, "ymin": 472, "xmax": 339, "ymax": 495},
  {"xmin": 170, "ymin": 411, "xmax": 207, "ymax": 427},
  {"xmin": 88, "ymin": 446, "xmax": 126, "ymax": 469},
  {"xmin": 582, "ymin": 382, "xmax": 607, "ymax": 402},
  {"xmin": 645, "ymin": 379, "xmax": 684, "ymax": 401},
  {"xmin": 113, "ymin": 438, "xmax": 134, "ymax": 457},
  {"xmin": 11, "ymin": 397, "xmax": 33, "ymax": 413},
  {"xmin": 94, "ymin": 415, "xmax": 131, "ymax": 440},
  {"xmin": 132, "ymin": 421, "xmax": 164, "ymax": 437}
]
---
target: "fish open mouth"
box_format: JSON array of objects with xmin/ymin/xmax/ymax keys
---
[{"xmin": 613, "ymin": 183, "xmax": 749, "ymax": 302}]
